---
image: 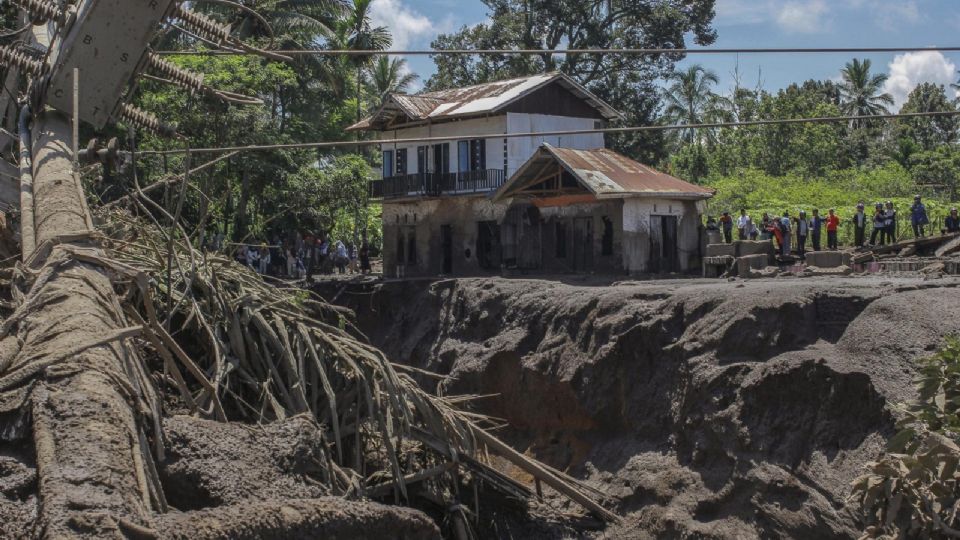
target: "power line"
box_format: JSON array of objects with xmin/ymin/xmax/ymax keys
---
[
  {"xmin": 137, "ymin": 110, "xmax": 960, "ymax": 156},
  {"xmin": 152, "ymin": 46, "xmax": 960, "ymax": 57}
]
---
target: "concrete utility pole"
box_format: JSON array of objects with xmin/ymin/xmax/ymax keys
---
[
  {"xmin": 6, "ymin": 2, "xmax": 218, "ymax": 535},
  {"xmin": 22, "ymin": 107, "xmax": 158, "ymax": 537}
]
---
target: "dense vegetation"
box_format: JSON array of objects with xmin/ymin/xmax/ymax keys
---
[
  {"xmin": 852, "ymin": 338, "xmax": 960, "ymax": 538},
  {"xmin": 71, "ymin": 0, "xmax": 959, "ymax": 251},
  {"xmin": 122, "ymin": 0, "xmax": 407, "ymax": 249}
]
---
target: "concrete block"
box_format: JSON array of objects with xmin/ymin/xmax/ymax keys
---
[
  {"xmin": 805, "ymin": 251, "xmax": 844, "ymax": 268},
  {"xmin": 735, "ymin": 240, "xmax": 775, "ymax": 258},
  {"xmin": 706, "ymin": 243, "xmax": 736, "ymax": 258},
  {"xmin": 809, "ymin": 265, "xmax": 853, "ymax": 276},
  {"xmin": 737, "ymin": 254, "xmax": 769, "ymax": 276}
]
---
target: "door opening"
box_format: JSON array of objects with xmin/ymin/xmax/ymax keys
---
[{"xmin": 440, "ymin": 225, "xmax": 453, "ymax": 274}]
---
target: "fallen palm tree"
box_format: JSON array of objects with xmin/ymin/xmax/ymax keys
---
[{"xmin": 0, "ymin": 179, "xmax": 618, "ymax": 536}]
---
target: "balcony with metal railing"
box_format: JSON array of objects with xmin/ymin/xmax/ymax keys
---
[{"xmin": 369, "ymin": 169, "xmax": 506, "ymax": 200}]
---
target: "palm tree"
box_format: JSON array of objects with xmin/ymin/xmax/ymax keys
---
[
  {"xmin": 365, "ymin": 56, "xmax": 418, "ymax": 108},
  {"xmin": 338, "ymin": 0, "xmax": 391, "ymax": 124},
  {"xmin": 839, "ymin": 58, "xmax": 894, "ymax": 128},
  {"xmin": 662, "ymin": 64, "xmax": 728, "ymax": 145}
]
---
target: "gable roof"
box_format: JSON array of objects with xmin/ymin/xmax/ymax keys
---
[
  {"xmin": 494, "ymin": 144, "xmax": 716, "ymax": 201},
  {"xmin": 348, "ymin": 72, "xmax": 623, "ymax": 131}
]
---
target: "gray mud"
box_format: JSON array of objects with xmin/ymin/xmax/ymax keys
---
[{"xmin": 331, "ymin": 275, "xmax": 960, "ymax": 538}]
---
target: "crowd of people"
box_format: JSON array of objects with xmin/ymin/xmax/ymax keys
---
[
  {"xmin": 227, "ymin": 232, "xmax": 373, "ymax": 279},
  {"xmin": 708, "ymin": 196, "xmax": 960, "ymax": 259}
]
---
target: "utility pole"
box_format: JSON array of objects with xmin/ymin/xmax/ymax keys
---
[{"xmin": 0, "ymin": 1, "xmax": 264, "ymax": 536}]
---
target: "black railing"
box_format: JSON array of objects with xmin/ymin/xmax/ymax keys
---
[{"xmin": 369, "ymin": 169, "xmax": 506, "ymax": 199}]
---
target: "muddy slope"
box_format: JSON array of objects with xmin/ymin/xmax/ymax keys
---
[{"xmin": 333, "ymin": 276, "xmax": 960, "ymax": 539}]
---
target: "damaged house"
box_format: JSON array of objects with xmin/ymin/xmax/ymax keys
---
[{"xmin": 350, "ymin": 72, "xmax": 714, "ymax": 276}]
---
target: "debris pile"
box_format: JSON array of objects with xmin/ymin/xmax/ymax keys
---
[
  {"xmin": 705, "ymin": 234, "xmax": 960, "ymax": 279},
  {"xmin": 0, "ymin": 206, "xmax": 618, "ymax": 538}
]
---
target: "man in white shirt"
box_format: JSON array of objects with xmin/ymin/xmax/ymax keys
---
[{"xmin": 737, "ymin": 209, "xmax": 750, "ymax": 241}]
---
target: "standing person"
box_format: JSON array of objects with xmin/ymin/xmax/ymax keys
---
[
  {"xmin": 270, "ymin": 235, "xmax": 282, "ymax": 276},
  {"xmin": 852, "ymin": 203, "xmax": 868, "ymax": 247},
  {"xmin": 318, "ymin": 236, "xmax": 330, "ymax": 274},
  {"xmin": 826, "ymin": 209, "xmax": 840, "ymax": 250},
  {"xmin": 779, "ymin": 211, "xmax": 792, "ymax": 257},
  {"xmin": 334, "ymin": 240, "xmax": 348, "ymax": 274},
  {"xmin": 885, "ymin": 201, "xmax": 897, "ymax": 244},
  {"xmin": 348, "ymin": 243, "xmax": 359, "ymax": 273},
  {"xmin": 737, "ymin": 209, "xmax": 750, "ymax": 240},
  {"xmin": 759, "ymin": 212, "xmax": 771, "ymax": 240},
  {"xmin": 745, "ymin": 216, "xmax": 759, "ymax": 240},
  {"xmin": 809, "ymin": 208, "xmax": 824, "ymax": 252},
  {"xmin": 303, "ymin": 234, "xmax": 315, "ymax": 279},
  {"xmin": 285, "ymin": 244, "xmax": 296, "ymax": 277},
  {"xmin": 945, "ymin": 208, "xmax": 960, "ymax": 234},
  {"xmin": 245, "ymin": 244, "xmax": 259, "ymax": 271},
  {"xmin": 795, "ymin": 210, "xmax": 809, "ymax": 260},
  {"xmin": 360, "ymin": 237, "xmax": 371, "ymax": 274},
  {"xmin": 910, "ymin": 195, "xmax": 929, "ymax": 238},
  {"xmin": 719, "ymin": 212, "xmax": 733, "ymax": 243},
  {"xmin": 870, "ymin": 203, "xmax": 885, "ymax": 246},
  {"xmin": 258, "ymin": 243, "xmax": 271, "ymax": 275}
]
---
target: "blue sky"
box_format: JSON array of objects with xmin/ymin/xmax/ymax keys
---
[{"xmin": 369, "ymin": 0, "xmax": 960, "ymax": 109}]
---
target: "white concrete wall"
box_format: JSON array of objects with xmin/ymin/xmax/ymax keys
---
[
  {"xmin": 378, "ymin": 116, "xmax": 507, "ymax": 176},
  {"xmin": 506, "ymin": 113, "xmax": 604, "ymax": 175},
  {"xmin": 621, "ymin": 198, "xmax": 701, "ymax": 273},
  {"xmin": 376, "ymin": 114, "xmax": 603, "ymax": 179}
]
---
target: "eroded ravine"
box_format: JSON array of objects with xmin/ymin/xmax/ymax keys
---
[{"xmin": 328, "ymin": 276, "xmax": 960, "ymax": 539}]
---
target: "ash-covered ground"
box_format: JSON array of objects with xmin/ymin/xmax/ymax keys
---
[{"xmin": 331, "ymin": 275, "xmax": 960, "ymax": 539}]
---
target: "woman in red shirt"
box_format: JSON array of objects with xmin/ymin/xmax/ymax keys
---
[{"xmin": 826, "ymin": 209, "xmax": 841, "ymax": 250}]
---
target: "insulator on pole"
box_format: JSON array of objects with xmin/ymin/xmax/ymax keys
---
[
  {"xmin": 0, "ymin": 43, "xmax": 47, "ymax": 76},
  {"xmin": 172, "ymin": 5, "xmax": 231, "ymax": 45},
  {"xmin": 118, "ymin": 103, "xmax": 178, "ymax": 137},
  {"xmin": 8, "ymin": 0, "xmax": 69, "ymax": 25},
  {"xmin": 146, "ymin": 54, "xmax": 204, "ymax": 94}
]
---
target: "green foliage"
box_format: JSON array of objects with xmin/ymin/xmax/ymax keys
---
[
  {"xmin": 706, "ymin": 166, "xmax": 954, "ymax": 244},
  {"xmin": 115, "ymin": 0, "xmax": 387, "ymax": 249},
  {"xmin": 851, "ymin": 339, "xmax": 960, "ymax": 538}
]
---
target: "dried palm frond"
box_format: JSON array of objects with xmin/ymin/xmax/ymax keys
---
[{"xmin": 93, "ymin": 205, "xmax": 619, "ymax": 525}]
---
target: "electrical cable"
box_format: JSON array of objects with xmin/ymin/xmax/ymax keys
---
[
  {"xmin": 0, "ymin": 22, "xmax": 34, "ymax": 39},
  {"xmin": 153, "ymin": 46, "xmax": 960, "ymax": 57},
  {"xmin": 136, "ymin": 110, "xmax": 960, "ymax": 156}
]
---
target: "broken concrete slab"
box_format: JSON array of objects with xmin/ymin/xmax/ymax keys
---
[
  {"xmin": 805, "ymin": 251, "xmax": 844, "ymax": 268},
  {"xmin": 807, "ymin": 265, "xmax": 854, "ymax": 276},
  {"xmin": 737, "ymin": 254, "xmax": 769, "ymax": 276},
  {"xmin": 706, "ymin": 243, "xmax": 736, "ymax": 258},
  {"xmin": 735, "ymin": 240, "xmax": 775, "ymax": 258},
  {"xmin": 935, "ymin": 236, "xmax": 960, "ymax": 258}
]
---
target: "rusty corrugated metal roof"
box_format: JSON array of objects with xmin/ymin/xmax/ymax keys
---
[
  {"xmin": 347, "ymin": 73, "xmax": 622, "ymax": 131},
  {"xmin": 495, "ymin": 144, "xmax": 715, "ymax": 201}
]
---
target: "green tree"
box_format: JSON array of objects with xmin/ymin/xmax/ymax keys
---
[
  {"xmin": 839, "ymin": 58, "xmax": 894, "ymax": 128},
  {"xmin": 662, "ymin": 64, "xmax": 727, "ymax": 145},
  {"xmin": 910, "ymin": 146, "xmax": 960, "ymax": 201},
  {"xmin": 365, "ymin": 56, "xmax": 418, "ymax": 109},
  {"xmin": 897, "ymin": 82, "xmax": 959, "ymax": 152},
  {"xmin": 338, "ymin": 0, "xmax": 391, "ymax": 124}
]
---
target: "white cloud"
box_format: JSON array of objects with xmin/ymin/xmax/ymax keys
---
[
  {"xmin": 369, "ymin": 0, "xmax": 437, "ymax": 51},
  {"xmin": 715, "ymin": 0, "xmax": 831, "ymax": 33},
  {"xmin": 883, "ymin": 51, "xmax": 958, "ymax": 108},
  {"xmin": 776, "ymin": 0, "xmax": 830, "ymax": 33}
]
